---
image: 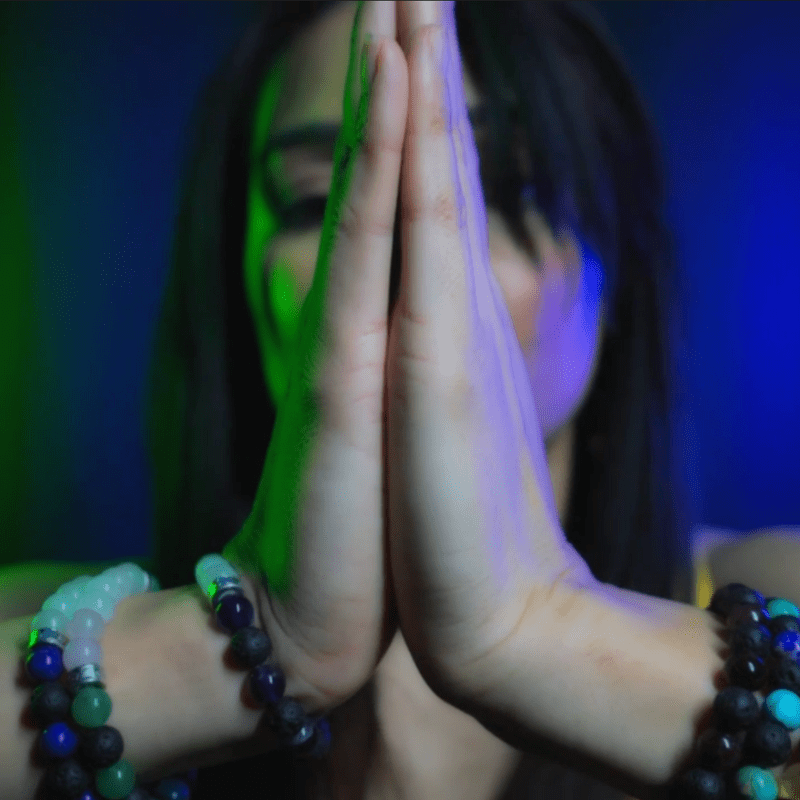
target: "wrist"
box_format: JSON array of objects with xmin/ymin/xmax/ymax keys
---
[{"xmin": 102, "ymin": 578, "xmax": 281, "ymax": 784}]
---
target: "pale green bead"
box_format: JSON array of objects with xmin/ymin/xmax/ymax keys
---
[
  {"xmin": 765, "ymin": 688, "xmax": 800, "ymax": 730},
  {"xmin": 30, "ymin": 608, "xmax": 70, "ymax": 636},
  {"xmin": 95, "ymin": 759, "xmax": 136, "ymax": 799},
  {"xmin": 195, "ymin": 554, "xmax": 238, "ymax": 598},
  {"xmin": 71, "ymin": 686, "xmax": 112, "ymax": 727},
  {"xmin": 102, "ymin": 563, "xmax": 145, "ymax": 597},
  {"xmin": 767, "ymin": 598, "xmax": 800, "ymax": 619},
  {"xmin": 737, "ymin": 765, "xmax": 778, "ymax": 800},
  {"xmin": 42, "ymin": 590, "xmax": 80, "ymax": 618},
  {"xmin": 73, "ymin": 579, "xmax": 118, "ymax": 622}
]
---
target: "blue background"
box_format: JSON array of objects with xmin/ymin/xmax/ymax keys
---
[{"xmin": 0, "ymin": 1, "xmax": 797, "ymax": 566}]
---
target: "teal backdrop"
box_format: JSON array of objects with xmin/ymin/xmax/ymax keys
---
[{"xmin": 0, "ymin": 1, "xmax": 797, "ymax": 568}]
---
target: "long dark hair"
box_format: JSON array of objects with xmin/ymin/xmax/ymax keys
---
[{"xmin": 144, "ymin": 2, "xmax": 697, "ymax": 797}]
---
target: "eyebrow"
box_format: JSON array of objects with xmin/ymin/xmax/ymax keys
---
[{"xmin": 263, "ymin": 103, "xmax": 489, "ymax": 155}]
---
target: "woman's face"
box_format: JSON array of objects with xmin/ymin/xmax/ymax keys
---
[{"xmin": 244, "ymin": 2, "xmax": 605, "ymax": 443}]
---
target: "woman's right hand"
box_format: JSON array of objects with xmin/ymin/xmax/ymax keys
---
[{"xmin": 223, "ymin": 1, "xmax": 409, "ymax": 717}]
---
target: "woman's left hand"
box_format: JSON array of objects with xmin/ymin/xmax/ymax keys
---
[{"xmin": 386, "ymin": 0, "xmax": 595, "ymax": 701}]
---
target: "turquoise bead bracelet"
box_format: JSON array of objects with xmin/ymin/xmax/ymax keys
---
[{"xmin": 672, "ymin": 585, "xmax": 800, "ymax": 799}]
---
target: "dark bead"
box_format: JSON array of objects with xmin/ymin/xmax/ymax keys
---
[
  {"xmin": 727, "ymin": 604, "xmax": 770, "ymax": 630},
  {"xmin": 724, "ymin": 652, "xmax": 768, "ymax": 691},
  {"xmin": 31, "ymin": 681, "xmax": 72, "ymax": 727},
  {"xmin": 695, "ymin": 728, "xmax": 743, "ymax": 771},
  {"xmin": 709, "ymin": 584, "xmax": 764, "ymax": 620},
  {"xmin": 769, "ymin": 657, "xmax": 800, "ymax": 695},
  {"xmin": 286, "ymin": 718, "xmax": 316, "ymax": 752},
  {"xmin": 742, "ymin": 718, "xmax": 792, "ymax": 767},
  {"xmin": 729, "ymin": 622, "xmax": 771, "ymax": 660},
  {"xmin": 79, "ymin": 724, "xmax": 124, "ymax": 768},
  {"xmin": 230, "ymin": 626, "xmax": 272, "ymax": 669},
  {"xmin": 309, "ymin": 717, "xmax": 332, "ymax": 759},
  {"xmin": 772, "ymin": 629, "xmax": 800, "ymax": 662},
  {"xmin": 152, "ymin": 778, "xmax": 191, "ymax": 799},
  {"xmin": 249, "ymin": 662, "xmax": 285, "ymax": 706},
  {"xmin": 768, "ymin": 614, "xmax": 800, "ymax": 637},
  {"xmin": 26, "ymin": 644, "xmax": 64, "ymax": 683},
  {"xmin": 669, "ymin": 767, "xmax": 725, "ymax": 800},
  {"xmin": 126, "ymin": 788, "xmax": 156, "ymax": 800},
  {"xmin": 45, "ymin": 758, "xmax": 91, "ymax": 796},
  {"xmin": 214, "ymin": 592, "xmax": 254, "ymax": 634},
  {"xmin": 712, "ymin": 686, "xmax": 760, "ymax": 732},
  {"xmin": 273, "ymin": 696, "xmax": 307, "ymax": 740},
  {"xmin": 296, "ymin": 717, "xmax": 332, "ymax": 760},
  {"xmin": 39, "ymin": 721, "xmax": 79, "ymax": 760}
]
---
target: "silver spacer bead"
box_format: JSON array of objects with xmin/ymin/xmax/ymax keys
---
[
  {"xmin": 211, "ymin": 576, "xmax": 243, "ymax": 606},
  {"xmin": 66, "ymin": 663, "xmax": 105, "ymax": 696},
  {"xmin": 30, "ymin": 628, "xmax": 68, "ymax": 651}
]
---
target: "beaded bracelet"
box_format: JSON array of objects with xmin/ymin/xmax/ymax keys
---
[
  {"xmin": 23, "ymin": 554, "xmax": 331, "ymax": 799},
  {"xmin": 671, "ymin": 583, "xmax": 800, "ymax": 800}
]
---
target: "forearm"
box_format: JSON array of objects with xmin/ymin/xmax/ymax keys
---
[
  {"xmin": 443, "ymin": 579, "xmax": 800, "ymax": 800},
  {"xmin": 0, "ymin": 577, "xmax": 282, "ymax": 798}
]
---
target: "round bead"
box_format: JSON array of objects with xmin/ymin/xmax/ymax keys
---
[
  {"xmin": 67, "ymin": 608, "xmax": 106, "ymax": 640},
  {"xmin": 670, "ymin": 767, "xmax": 725, "ymax": 800},
  {"xmin": 713, "ymin": 686, "xmax": 761, "ymax": 732},
  {"xmin": 766, "ymin": 598, "xmax": 799, "ymax": 620},
  {"xmin": 214, "ymin": 593, "xmax": 254, "ymax": 634},
  {"xmin": 764, "ymin": 688, "xmax": 800, "ymax": 730},
  {"xmin": 40, "ymin": 720, "xmax": 79, "ymax": 758},
  {"xmin": 74, "ymin": 577, "xmax": 121, "ymax": 622},
  {"xmin": 63, "ymin": 636, "xmax": 103, "ymax": 672},
  {"xmin": 45, "ymin": 758, "xmax": 91, "ymax": 796},
  {"xmin": 31, "ymin": 608, "xmax": 70, "ymax": 637},
  {"xmin": 104, "ymin": 563, "xmax": 148, "ymax": 597},
  {"xmin": 272, "ymin": 696, "xmax": 307, "ymax": 740},
  {"xmin": 126, "ymin": 788, "xmax": 155, "ymax": 800},
  {"xmin": 736, "ymin": 765, "xmax": 779, "ymax": 800},
  {"xmin": 742, "ymin": 718, "xmax": 793, "ymax": 767},
  {"xmin": 42, "ymin": 585, "xmax": 86, "ymax": 619},
  {"xmin": 768, "ymin": 614, "xmax": 800, "ymax": 637},
  {"xmin": 772, "ymin": 630, "xmax": 800, "ymax": 662},
  {"xmin": 709, "ymin": 584, "xmax": 764, "ymax": 619},
  {"xmin": 286, "ymin": 718, "xmax": 316, "ymax": 752},
  {"xmin": 26, "ymin": 643, "xmax": 64, "ymax": 682},
  {"xmin": 769, "ymin": 657, "xmax": 800, "ymax": 695},
  {"xmin": 230, "ymin": 626, "xmax": 272, "ymax": 668},
  {"xmin": 725, "ymin": 652, "xmax": 768, "ymax": 691},
  {"xmin": 695, "ymin": 727, "xmax": 743, "ymax": 771},
  {"xmin": 308, "ymin": 717, "xmax": 332, "ymax": 759},
  {"xmin": 30, "ymin": 681, "xmax": 73, "ymax": 726},
  {"xmin": 79, "ymin": 724, "xmax": 124, "ymax": 768},
  {"xmin": 728, "ymin": 604, "xmax": 770, "ymax": 629},
  {"xmin": 153, "ymin": 777, "xmax": 191, "ymax": 799},
  {"xmin": 730, "ymin": 622, "xmax": 772, "ymax": 660},
  {"xmin": 95, "ymin": 758, "xmax": 136, "ymax": 799},
  {"xmin": 72, "ymin": 686, "xmax": 112, "ymax": 727},
  {"xmin": 250, "ymin": 662, "xmax": 286, "ymax": 706}
]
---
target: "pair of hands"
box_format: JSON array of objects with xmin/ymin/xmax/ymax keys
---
[{"xmin": 224, "ymin": 0, "xmax": 595, "ymax": 718}]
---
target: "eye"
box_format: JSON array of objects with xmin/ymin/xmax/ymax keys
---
[{"xmin": 280, "ymin": 195, "xmax": 329, "ymax": 230}]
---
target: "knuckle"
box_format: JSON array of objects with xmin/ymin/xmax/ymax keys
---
[
  {"xmin": 337, "ymin": 189, "xmax": 395, "ymax": 243},
  {"xmin": 401, "ymin": 189, "xmax": 460, "ymax": 232}
]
